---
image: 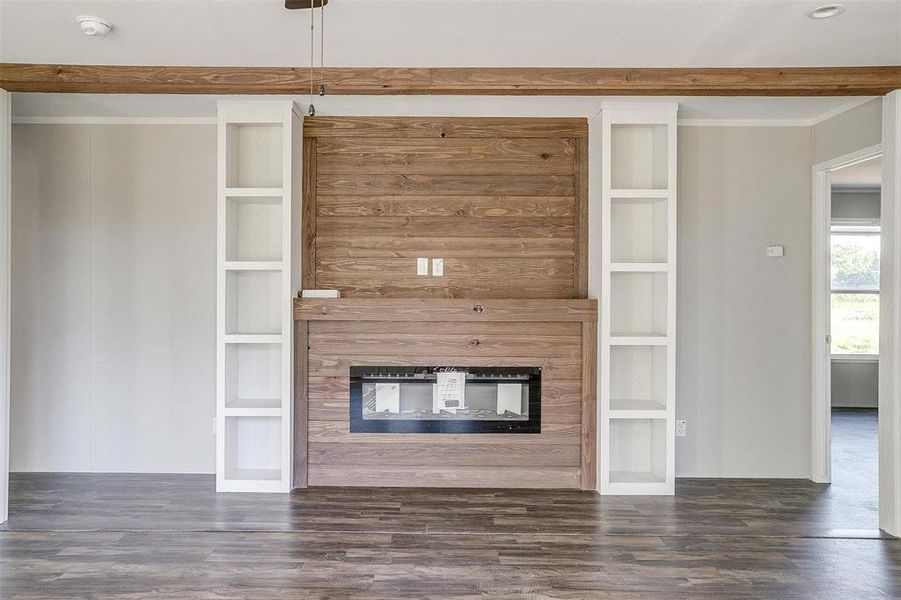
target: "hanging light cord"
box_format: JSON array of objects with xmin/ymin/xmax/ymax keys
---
[
  {"xmin": 319, "ymin": 1, "xmax": 325, "ymax": 96},
  {"xmin": 308, "ymin": 1, "xmax": 315, "ymax": 116}
]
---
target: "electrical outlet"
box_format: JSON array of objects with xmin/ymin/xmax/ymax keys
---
[
  {"xmin": 675, "ymin": 419, "xmax": 687, "ymax": 437},
  {"xmin": 417, "ymin": 257, "xmax": 429, "ymax": 276},
  {"xmin": 432, "ymin": 258, "xmax": 444, "ymax": 277},
  {"xmin": 767, "ymin": 245, "xmax": 785, "ymax": 258}
]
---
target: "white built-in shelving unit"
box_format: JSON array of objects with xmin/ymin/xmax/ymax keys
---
[
  {"xmin": 599, "ymin": 104, "xmax": 677, "ymax": 494},
  {"xmin": 217, "ymin": 102, "xmax": 301, "ymax": 492}
]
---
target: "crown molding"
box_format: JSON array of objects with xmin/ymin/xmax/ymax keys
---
[
  {"xmin": 11, "ymin": 116, "xmax": 216, "ymax": 125},
  {"xmin": 678, "ymin": 118, "xmax": 812, "ymax": 127}
]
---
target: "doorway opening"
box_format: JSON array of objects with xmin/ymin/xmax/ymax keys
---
[{"xmin": 812, "ymin": 148, "xmax": 882, "ymax": 529}]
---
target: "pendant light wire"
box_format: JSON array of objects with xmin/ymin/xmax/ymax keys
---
[
  {"xmin": 319, "ymin": 1, "xmax": 325, "ymax": 96},
  {"xmin": 308, "ymin": 1, "xmax": 315, "ymax": 116}
]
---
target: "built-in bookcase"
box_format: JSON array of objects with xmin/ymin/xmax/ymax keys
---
[
  {"xmin": 600, "ymin": 104, "xmax": 677, "ymax": 494},
  {"xmin": 217, "ymin": 102, "xmax": 301, "ymax": 492}
]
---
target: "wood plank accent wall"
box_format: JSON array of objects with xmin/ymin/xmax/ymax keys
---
[
  {"xmin": 3, "ymin": 63, "xmax": 900, "ymax": 96},
  {"xmin": 303, "ymin": 117, "xmax": 588, "ymax": 299},
  {"xmin": 294, "ymin": 298, "xmax": 597, "ymax": 490}
]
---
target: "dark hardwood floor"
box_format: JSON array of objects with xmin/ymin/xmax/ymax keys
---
[
  {"xmin": 830, "ymin": 407, "xmax": 879, "ymax": 529},
  {"xmin": 1, "ymin": 410, "xmax": 896, "ymax": 598}
]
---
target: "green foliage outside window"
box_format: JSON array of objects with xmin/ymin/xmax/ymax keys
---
[
  {"xmin": 831, "ymin": 293, "xmax": 879, "ymax": 354},
  {"xmin": 830, "ymin": 232, "xmax": 880, "ymax": 355},
  {"xmin": 831, "ymin": 235, "xmax": 879, "ymax": 291}
]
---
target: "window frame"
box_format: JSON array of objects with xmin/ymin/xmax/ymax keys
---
[{"xmin": 830, "ymin": 217, "xmax": 881, "ymax": 359}]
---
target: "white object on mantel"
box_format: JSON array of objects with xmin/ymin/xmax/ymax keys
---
[{"xmin": 301, "ymin": 289, "xmax": 341, "ymax": 298}]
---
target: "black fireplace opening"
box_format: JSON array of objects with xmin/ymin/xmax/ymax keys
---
[{"xmin": 349, "ymin": 366, "xmax": 541, "ymax": 434}]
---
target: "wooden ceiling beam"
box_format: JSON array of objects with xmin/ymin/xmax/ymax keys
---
[
  {"xmin": 428, "ymin": 67, "xmax": 901, "ymax": 96},
  {"xmin": 2, "ymin": 63, "xmax": 900, "ymax": 96},
  {"xmin": 0, "ymin": 64, "xmax": 431, "ymax": 95}
]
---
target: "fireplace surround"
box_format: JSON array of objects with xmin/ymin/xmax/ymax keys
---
[{"xmin": 294, "ymin": 297, "xmax": 597, "ymax": 489}]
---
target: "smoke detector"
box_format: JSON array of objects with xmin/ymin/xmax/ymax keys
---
[{"xmin": 78, "ymin": 16, "xmax": 114, "ymax": 37}]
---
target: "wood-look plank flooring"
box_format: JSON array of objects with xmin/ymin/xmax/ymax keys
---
[
  {"xmin": 830, "ymin": 408, "xmax": 878, "ymax": 530},
  {"xmin": 1, "ymin": 412, "xmax": 897, "ymax": 598}
]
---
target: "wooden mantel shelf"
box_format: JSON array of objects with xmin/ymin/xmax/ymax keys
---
[{"xmin": 294, "ymin": 297, "xmax": 598, "ymax": 322}]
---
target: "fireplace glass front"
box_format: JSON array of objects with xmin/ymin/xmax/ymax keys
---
[{"xmin": 349, "ymin": 366, "xmax": 541, "ymax": 433}]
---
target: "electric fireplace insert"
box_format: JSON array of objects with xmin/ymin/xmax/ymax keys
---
[{"xmin": 349, "ymin": 366, "xmax": 541, "ymax": 433}]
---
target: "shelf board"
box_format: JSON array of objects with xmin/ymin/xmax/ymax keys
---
[
  {"xmin": 226, "ymin": 397, "xmax": 282, "ymax": 409},
  {"xmin": 608, "ymin": 335, "xmax": 669, "ymax": 346},
  {"xmin": 224, "ymin": 467, "xmax": 281, "ymax": 481},
  {"xmin": 224, "ymin": 187, "xmax": 284, "ymax": 198},
  {"xmin": 224, "ymin": 407, "xmax": 282, "ymax": 418},
  {"xmin": 609, "ymin": 262, "xmax": 669, "ymax": 273},
  {"xmin": 224, "ymin": 334, "xmax": 283, "ymax": 344},
  {"xmin": 609, "ymin": 470, "xmax": 666, "ymax": 484},
  {"xmin": 224, "ymin": 261, "xmax": 284, "ymax": 271},
  {"xmin": 603, "ymin": 477, "xmax": 672, "ymax": 496},
  {"xmin": 608, "ymin": 409, "xmax": 667, "ymax": 420},
  {"xmin": 218, "ymin": 473, "xmax": 285, "ymax": 493},
  {"xmin": 609, "ymin": 397, "xmax": 667, "ymax": 413},
  {"xmin": 609, "ymin": 188, "xmax": 669, "ymax": 198}
]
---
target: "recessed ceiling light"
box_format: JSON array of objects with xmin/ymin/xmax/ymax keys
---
[
  {"xmin": 807, "ymin": 4, "xmax": 845, "ymax": 19},
  {"xmin": 77, "ymin": 15, "xmax": 114, "ymax": 37}
]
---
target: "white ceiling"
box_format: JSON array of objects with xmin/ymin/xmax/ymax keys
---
[
  {"xmin": 832, "ymin": 156, "xmax": 882, "ymax": 189},
  {"xmin": 1, "ymin": 0, "xmax": 899, "ymax": 68}
]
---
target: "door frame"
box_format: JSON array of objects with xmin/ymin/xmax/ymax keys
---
[
  {"xmin": 0, "ymin": 89, "xmax": 9, "ymax": 524},
  {"xmin": 810, "ymin": 144, "xmax": 882, "ymax": 485}
]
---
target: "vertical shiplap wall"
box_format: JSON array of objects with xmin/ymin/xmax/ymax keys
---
[{"xmin": 10, "ymin": 123, "xmax": 217, "ymax": 473}]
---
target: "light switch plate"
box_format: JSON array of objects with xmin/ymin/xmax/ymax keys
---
[
  {"xmin": 767, "ymin": 245, "xmax": 785, "ymax": 258},
  {"xmin": 675, "ymin": 419, "xmax": 687, "ymax": 437},
  {"xmin": 432, "ymin": 258, "xmax": 444, "ymax": 276},
  {"xmin": 417, "ymin": 257, "xmax": 429, "ymax": 276}
]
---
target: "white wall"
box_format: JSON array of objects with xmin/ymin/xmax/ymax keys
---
[
  {"xmin": 674, "ymin": 104, "xmax": 882, "ymax": 477},
  {"xmin": 832, "ymin": 360, "xmax": 879, "ymax": 408},
  {"xmin": 812, "ymin": 99, "xmax": 882, "ymax": 165},
  {"xmin": 7, "ymin": 104, "xmax": 879, "ymax": 480},
  {"xmin": 0, "ymin": 90, "xmax": 11, "ymax": 521},
  {"xmin": 878, "ymin": 90, "xmax": 901, "ymax": 536},
  {"xmin": 11, "ymin": 124, "xmax": 216, "ymax": 473},
  {"xmin": 676, "ymin": 126, "xmax": 812, "ymax": 478},
  {"xmin": 832, "ymin": 190, "xmax": 881, "ymax": 220}
]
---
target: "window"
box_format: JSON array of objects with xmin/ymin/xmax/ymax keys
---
[{"xmin": 830, "ymin": 222, "xmax": 880, "ymax": 356}]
